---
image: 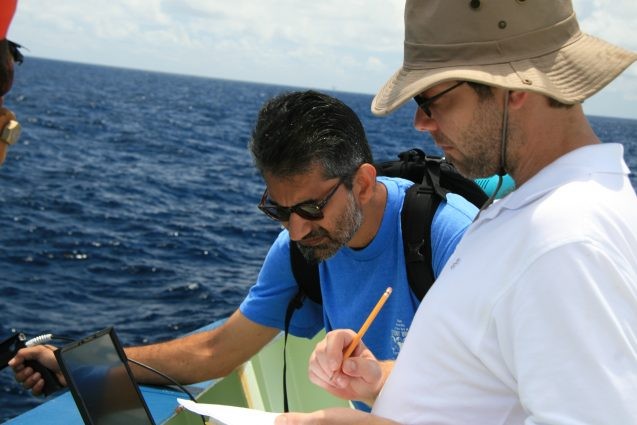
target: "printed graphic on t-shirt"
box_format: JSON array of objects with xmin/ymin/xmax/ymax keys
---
[{"xmin": 391, "ymin": 319, "xmax": 409, "ymax": 357}]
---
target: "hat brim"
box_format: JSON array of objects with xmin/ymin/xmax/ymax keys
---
[{"xmin": 372, "ymin": 33, "xmax": 637, "ymax": 116}]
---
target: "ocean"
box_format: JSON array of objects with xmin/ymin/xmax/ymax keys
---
[{"xmin": 1, "ymin": 57, "xmax": 636, "ymax": 422}]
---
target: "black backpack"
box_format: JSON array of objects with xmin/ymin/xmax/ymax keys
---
[{"xmin": 280, "ymin": 148, "xmax": 488, "ymax": 411}]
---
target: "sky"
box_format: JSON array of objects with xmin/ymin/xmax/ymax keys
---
[{"xmin": 8, "ymin": 0, "xmax": 637, "ymax": 119}]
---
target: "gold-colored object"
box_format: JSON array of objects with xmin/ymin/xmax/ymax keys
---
[{"xmin": 1, "ymin": 119, "xmax": 21, "ymax": 145}]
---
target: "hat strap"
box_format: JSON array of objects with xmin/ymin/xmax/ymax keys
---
[{"xmin": 499, "ymin": 90, "xmax": 509, "ymax": 177}]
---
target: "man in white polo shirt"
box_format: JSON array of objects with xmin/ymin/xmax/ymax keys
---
[{"xmin": 277, "ymin": 0, "xmax": 637, "ymax": 424}]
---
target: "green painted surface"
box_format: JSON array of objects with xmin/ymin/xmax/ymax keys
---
[{"xmin": 164, "ymin": 331, "xmax": 350, "ymax": 424}]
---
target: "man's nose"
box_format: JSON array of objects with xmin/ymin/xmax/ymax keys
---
[
  {"xmin": 413, "ymin": 107, "xmax": 439, "ymax": 132},
  {"xmin": 286, "ymin": 212, "xmax": 313, "ymax": 242}
]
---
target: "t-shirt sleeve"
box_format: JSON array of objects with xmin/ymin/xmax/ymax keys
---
[
  {"xmin": 239, "ymin": 230, "xmax": 324, "ymax": 338},
  {"xmin": 430, "ymin": 193, "xmax": 478, "ymax": 277}
]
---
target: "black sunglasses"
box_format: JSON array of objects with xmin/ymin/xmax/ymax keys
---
[
  {"xmin": 7, "ymin": 40, "xmax": 23, "ymax": 65},
  {"xmin": 413, "ymin": 81, "xmax": 465, "ymax": 117},
  {"xmin": 258, "ymin": 179, "xmax": 343, "ymax": 222}
]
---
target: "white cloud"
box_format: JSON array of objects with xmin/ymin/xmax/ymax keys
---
[
  {"xmin": 575, "ymin": 0, "xmax": 637, "ymax": 50},
  {"xmin": 366, "ymin": 56, "xmax": 385, "ymax": 71}
]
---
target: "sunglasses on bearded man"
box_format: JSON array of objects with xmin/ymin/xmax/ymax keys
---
[{"xmin": 258, "ymin": 178, "xmax": 344, "ymax": 222}]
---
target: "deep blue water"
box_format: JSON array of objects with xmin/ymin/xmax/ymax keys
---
[{"xmin": 1, "ymin": 58, "xmax": 636, "ymax": 422}]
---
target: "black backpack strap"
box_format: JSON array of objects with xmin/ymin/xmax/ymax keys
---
[
  {"xmin": 282, "ymin": 288, "xmax": 305, "ymax": 412},
  {"xmin": 422, "ymin": 156, "xmax": 445, "ymax": 196},
  {"xmin": 437, "ymin": 160, "xmax": 489, "ymax": 207},
  {"xmin": 290, "ymin": 242, "xmax": 322, "ymax": 304},
  {"xmin": 401, "ymin": 155, "xmax": 488, "ymax": 300},
  {"xmin": 283, "ymin": 242, "xmax": 322, "ymax": 412},
  {"xmin": 401, "ymin": 181, "xmax": 441, "ymax": 300}
]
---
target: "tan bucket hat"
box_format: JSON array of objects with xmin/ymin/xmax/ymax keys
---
[{"xmin": 372, "ymin": 0, "xmax": 637, "ymax": 116}]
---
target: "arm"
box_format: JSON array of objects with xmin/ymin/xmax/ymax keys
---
[
  {"xmin": 125, "ymin": 309, "xmax": 279, "ymax": 384},
  {"xmin": 307, "ymin": 329, "xmax": 393, "ymax": 406},
  {"xmin": 10, "ymin": 309, "xmax": 279, "ymax": 394}
]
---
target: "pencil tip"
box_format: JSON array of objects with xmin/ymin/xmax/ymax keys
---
[{"xmin": 386, "ymin": 287, "xmax": 392, "ymax": 294}]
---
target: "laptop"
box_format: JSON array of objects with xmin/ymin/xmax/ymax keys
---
[{"xmin": 55, "ymin": 327, "xmax": 156, "ymax": 425}]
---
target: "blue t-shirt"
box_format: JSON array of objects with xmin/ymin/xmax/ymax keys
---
[{"xmin": 240, "ymin": 177, "xmax": 477, "ymax": 360}]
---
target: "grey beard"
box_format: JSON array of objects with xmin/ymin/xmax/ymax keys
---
[{"xmin": 295, "ymin": 191, "xmax": 363, "ymax": 263}]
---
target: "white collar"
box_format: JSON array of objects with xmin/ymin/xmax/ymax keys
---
[{"xmin": 476, "ymin": 143, "xmax": 629, "ymax": 223}]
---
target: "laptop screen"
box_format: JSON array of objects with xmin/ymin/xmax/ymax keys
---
[{"xmin": 55, "ymin": 327, "xmax": 155, "ymax": 425}]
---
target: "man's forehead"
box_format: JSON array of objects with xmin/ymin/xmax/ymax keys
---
[
  {"xmin": 264, "ymin": 169, "xmax": 332, "ymax": 202},
  {"xmin": 264, "ymin": 165, "xmax": 326, "ymax": 186}
]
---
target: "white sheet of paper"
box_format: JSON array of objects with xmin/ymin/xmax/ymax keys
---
[{"xmin": 177, "ymin": 398, "xmax": 279, "ymax": 425}]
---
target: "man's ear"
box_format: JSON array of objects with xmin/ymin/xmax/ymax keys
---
[
  {"xmin": 508, "ymin": 90, "xmax": 529, "ymax": 111},
  {"xmin": 353, "ymin": 163, "xmax": 377, "ymax": 204}
]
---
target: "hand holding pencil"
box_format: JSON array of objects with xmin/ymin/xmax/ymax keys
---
[
  {"xmin": 330, "ymin": 287, "xmax": 392, "ymax": 381},
  {"xmin": 306, "ymin": 286, "xmax": 393, "ymax": 404}
]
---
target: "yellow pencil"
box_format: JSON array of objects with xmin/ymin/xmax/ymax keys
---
[{"xmin": 331, "ymin": 287, "xmax": 392, "ymax": 380}]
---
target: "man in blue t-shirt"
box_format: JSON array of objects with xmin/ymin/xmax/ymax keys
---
[
  {"xmin": 243, "ymin": 91, "xmax": 475, "ymax": 369},
  {"xmin": 11, "ymin": 90, "xmax": 477, "ymax": 410}
]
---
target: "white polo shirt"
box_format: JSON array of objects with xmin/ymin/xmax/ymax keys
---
[{"xmin": 373, "ymin": 143, "xmax": 637, "ymax": 425}]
